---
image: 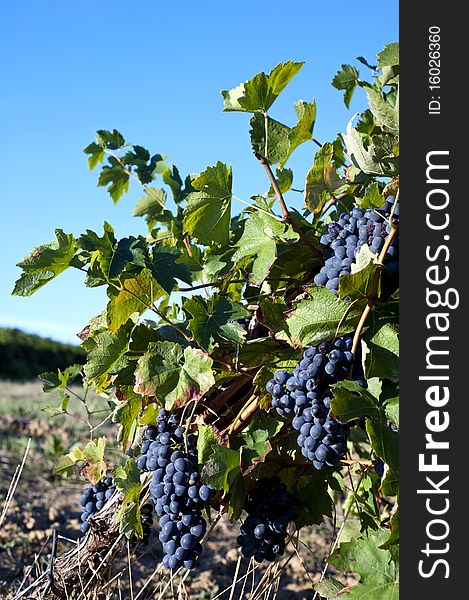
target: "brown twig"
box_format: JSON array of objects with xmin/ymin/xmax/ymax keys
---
[{"xmin": 255, "ymin": 152, "xmax": 324, "ymax": 265}]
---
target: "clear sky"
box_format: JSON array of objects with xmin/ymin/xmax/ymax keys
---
[{"xmin": 0, "ymin": 1, "xmax": 398, "ymax": 344}]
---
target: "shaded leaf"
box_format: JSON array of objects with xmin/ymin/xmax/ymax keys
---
[
  {"xmin": 202, "ymin": 443, "xmax": 241, "ymax": 493},
  {"xmin": 284, "ymin": 100, "xmax": 317, "ymax": 164}
]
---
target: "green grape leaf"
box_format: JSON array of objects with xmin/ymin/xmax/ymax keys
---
[
  {"xmin": 113, "ymin": 459, "xmax": 143, "ymax": 538},
  {"xmin": 13, "ymin": 230, "xmax": 77, "ymax": 296},
  {"xmin": 183, "ymin": 295, "xmax": 249, "ymax": 350},
  {"xmin": 53, "ymin": 453, "xmax": 82, "ymax": 478},
  {"xmin": 281, "ymin": 288, "xmax": 366, "ymax": 347},
  {"xmin": 330, "ymin": 380, "xmax": 399, "ymax": 495},
  {"xmin": 365, "ymin": 87, "xmax": 399, "ymax": 132},
  {"xmin": 133, "ymin": 187, "xmax": 165, "ymax": 218},
  {"xmin": 106, "ymin": 269, "xmax": 165, "ymax": 332},
  {"xmin": 332, "ymin": 64, "xmax": 360, "ymax": 108},
  {"xmin": 112, "ymin": 392, "xmax": 142, "ymax": 451},
  {"xmin": 338, "ymin": 248, "xmax": 380, "ymax": 301},
  {"xmin": 380, "ymin": 508, "xmax": 399, "ymax": 549},
  {"xmin": 162, "ymin": 164, "xmax": 184, "ymax": 202},
  {"xmin": 202, "ymin": 443, "xmax": 241, "ymax": 493},
  {"xmin": 329, "ymin": 529, "xmax": 398, "ymax": 599},
  {"xmin": 134, "ymin": 342, "xmax": 215, "ymax": 410},
  {"xmin": 240, "ymin": 413, "xmax": 283, "ymax": 442},
  {"xmin": 377, "ymin": 43, "xmax": 399, "ymax": 69},
  {"xmin": 330, "ymin": 380, "xmax": 382, "ymax": 422},
  {"xmin": 313, "ymin": 578, "xmax": 346, "ymax": 598},
  {"xmin": 40, "ymin": 364, "xmax": 83, "ymax": 392},
  {"xmin": 233, "ymin": 212, "xmax": 297, "ymax": 285},
  {"xmin": 366, "ymin": 419, "xmax": 399, "ymax": 496},
  {"xmin": 283, "ymin": 100, "xmax": 316, "ymax": 164},
  {"xmin": 83, "ymin": 318, "xmax": 135, "ymax": 382},
  {"xmin": 342, "ymin": 120, "xmax": 399, "ymax": 177},
  {"xmin": 183, "ymin": 162, "xmax": 232, "ymax": 246},
  {"xmin": 221, "ymin": 61, "xmax": 304, "ymax": 113},
  {"xmin": 150, "ymin": 243, "xmax": 193, "ymax": 293},
  {"xmin": 268, "ymin": 167, "xmax": 293, "ymax": 195},
  {"xmin": 104, "ymin": 237, "xmax": 147, "ymax": 282},
  {"xmin": 114, "ymin": 457, "xmax": 142, "ymax": 506},
  {"xmin": 259, "ymin": 298, "xmax": 289, "ymax": 337},
  {"xmin": 83, "ymin": 437, "xmax": 107, "ymax": 464},
  {"xmin": 384, "ymin": 396, "xmax": 399, "ymax": 428},
  {"xmin": 238, "ymin": 337, "xmax": 299, "ymax": 370},
  {"xmin": 305, "ymin": 143, "xmax": 346, "ymax": 213},
  {"xmin": 362, "ymin": 319, "xmax": 399, "ymax": 383},
  {"xmin": 96, "ymin": 129, "xmax": 126, "ymax": 150},
  {"xmin": 83, "ymin": 142, "xmax": 105, "ymax": 170},
  {"xmin": 359, "ymin": 181, "xmax": 384, "ymax": 209},
  {"xmin": 54, "ymin": 438, "xmax": 107, "ymax": 482},
  {"xmin": 97, "ymin": 156, "xmax": 130, "ymax": 203},
  {"xmin": 197, "ymin": 424, "xmax": 221, "ymax": 464},
  {"xmin": 117, "ymin": 503, "xmax": 143, "ymax": 539},
  {"xmin": 296, "ymin": 471, "xmax": 333, "ymax": 527},
  {"xmin": 250, "ymin": 114, "xmax": 291, "ymax": 165},
  {"xmin": 122, "ymin": 146, "xmax": 165, "ymax": 185},
  {"xmin": 80, "ymin": 224, "xmax": 148, "ymax": 284}
]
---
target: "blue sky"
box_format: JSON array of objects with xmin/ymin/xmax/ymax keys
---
[{"xmin": 0, "ymin": 1, "xmax": 398, "ymax": 344}]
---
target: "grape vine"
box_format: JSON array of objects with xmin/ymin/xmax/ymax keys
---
[{"xmin": 12, "ymin": 42, "xmax": 400, "ymax": 599}]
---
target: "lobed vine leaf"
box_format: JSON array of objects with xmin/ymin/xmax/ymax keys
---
[
  {"xmin": 183, "ymin": 162, "xmax": 232, "ymax": 246},
  {"xmin": 133, "ymin": 341, "xmax": 215, "ymax": 410},
  {"xmin": 221, "ymin": 61, "xmax": 304, "ymax": 113},
  {"xmin": 13, "ymin": 230, "xmax": 77, "ymax": 296},
  {"xmin": 183, "ymin": 294, "xmax": 249, "ymax": 350}
]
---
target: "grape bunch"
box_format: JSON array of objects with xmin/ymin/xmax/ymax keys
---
[
  {"xmin": 266, "ymin": 337, "xmax": 357, "ymax": 469},
  {"xmin": 237, "ymin": 476, "xmax": 296, "ymax": 562},
  {"xmin": 314, "ymin": 196, "xmax": 399, "ymax": 295},
  {"xmin": 78, "ymin": 475, "xmax": 116, "ymax": 535},
  {"xmin": 136, "ymin": 409, "xmax": 214, "ymax": 571}
]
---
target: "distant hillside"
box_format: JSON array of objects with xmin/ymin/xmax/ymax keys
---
[{"xmin": 0, "ymin": 328, "xmax": 85, "ymax": 380}]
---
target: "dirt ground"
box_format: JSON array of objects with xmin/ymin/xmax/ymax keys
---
[{"xmin": 0, "ymin": 382, "xmax": 354, "ymax": 599}]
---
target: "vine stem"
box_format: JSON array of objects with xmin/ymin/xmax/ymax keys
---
[
  {"xmin": 254, "ymin": 152, "xmax": 325, "ymax": 265},
  {"xmin": 351, "ymin": 225, "xmax": 398, "ymax": 355},
  {"xmin": 228, "ymin": 396, "xmax": 258, "ymax": 435}
]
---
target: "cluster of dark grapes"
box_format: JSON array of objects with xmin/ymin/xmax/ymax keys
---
[
  {"xmin": 136, "ymin": 409, "xmax": 214, "ymax": 571},
  {"xmin": 140, "ymin": 502, "xmax": 154, "ymax": 545},
  {"xmin": 78, "ymin": 476, "xmax": 116, "ymax": 535},
  {"xmin": 314, "ymin": 196, "xmax": 399, "ymax": 294},
  {"xmin": 237, "ymin": 476, "xmax": 296, "ymax": 562},
  {"xmin": 266, "ymin": 337, "xmax": 358, "ymax": 470}
]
